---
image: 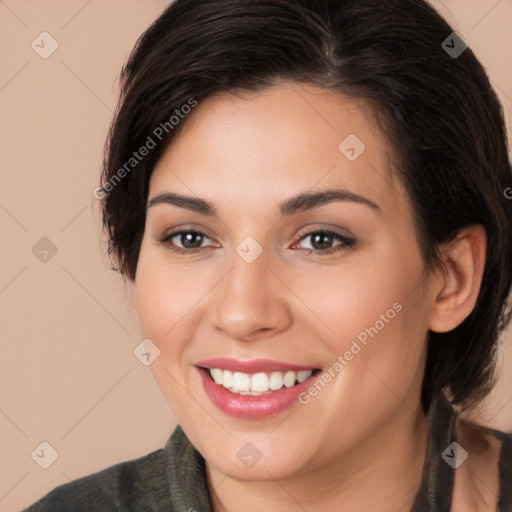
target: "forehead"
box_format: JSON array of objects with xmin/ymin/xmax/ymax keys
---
[{"xmin": 149, "ymin": 82, "xmax": 403, "ymax": 215}]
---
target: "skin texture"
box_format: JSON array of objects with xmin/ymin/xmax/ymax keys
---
[{"xmin": 134, "ymin": 82, "xmax": 488, "ymax": 511}]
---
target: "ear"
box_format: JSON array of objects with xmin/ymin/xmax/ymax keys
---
[{"xmin": 428, "ymin": 224, "xmax": 487, "ymax": 333}]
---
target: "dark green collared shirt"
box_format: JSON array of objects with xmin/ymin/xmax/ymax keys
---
[{"xmin": 24, "ymin": 393, "xmax": 512, "ymax": 511}]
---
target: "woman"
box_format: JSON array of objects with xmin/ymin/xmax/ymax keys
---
[{"xmin": 25, "ymin": 0, "xmax": 512, "ymax": 510}]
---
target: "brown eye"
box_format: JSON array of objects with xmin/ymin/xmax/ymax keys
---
[
  {"xmin": 174, "ymin": 231, "xmax": 206, "ymax": 249},
  {"xmin": 295, "ymin": 230, "xmax": 356, "ymax": 255},
  {"xmin": 159, "ymin": 230, "xmax": 213, "ymax": 253}
]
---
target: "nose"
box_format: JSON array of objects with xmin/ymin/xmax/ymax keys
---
[{"xmin": 210, "ymin": 249, "xmax": 293, "ymax": 342}]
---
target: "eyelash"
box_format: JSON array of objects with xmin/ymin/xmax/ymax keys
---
[{"xmin": 157, "ymin": 229, "xmax": 356, "ymax": 257}]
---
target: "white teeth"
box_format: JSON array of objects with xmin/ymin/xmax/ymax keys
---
[
  {"xmin": 207, "ymin": 368, "xmax": 314, "ymax": 394},
  {"xmin": 222, "ymin": 369, "xmax": 233, "ymax": 388},
  {"xmin": 232, "ymin": 372, "xmax": 250, "ymax": 392},
  {"xmin": 297, "ymin": 370, "xmax": 311, "ymax": 383},
  {"xmin": 283, "ymin": 371, "xmax": 296, "ymax": 387},
  {"xmin": 210, "ymin": 368, "xmax": 223, "ymax": 384},
  {"xmin": 251, "ymin": 372, "xmax": 269, "ymax": 392},
  {"xmin": 269, "ymin": 371, "xmax": 283, "ymax": 390}
]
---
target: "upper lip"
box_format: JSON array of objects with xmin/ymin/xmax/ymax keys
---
[{"xmin": 196, "ymin": 358, "xmax": 319, "ymax": 374}]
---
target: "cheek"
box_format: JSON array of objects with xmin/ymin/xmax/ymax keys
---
[
  {"xmin": 134, "ymin": 248, "xmax": 193, "ymax": 358},
  {"xmin": 293, "ymin": 246, "xmax": 429, "ymax": 381},
  {"xmin": 287, "ymin": 259, "xmax": 429, "ymax": 444},
  {"xmin": 134, "ymin": 249, "xmax": 200, "ymax": 414}
]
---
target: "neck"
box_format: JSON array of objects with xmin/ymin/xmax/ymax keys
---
[{"xmin": 206, "ymin": 401, "xmax": 428, "ymax": 512}]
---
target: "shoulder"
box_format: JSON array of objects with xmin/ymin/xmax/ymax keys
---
[
  {"xmin": 22, "ymin": 447, "xmax": 170, "ymax": 511},
  {"xmin": 451, "ymin": 417, "xmax": 512, "ymax": 512}
]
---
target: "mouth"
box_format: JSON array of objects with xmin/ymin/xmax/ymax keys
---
[
  {"xmin": 198, "ymin": 366, "xmax": 322, "ymax": 396},
  {"xmin": 194, "ymin": 358, "xmax": 323, "ymax": 419}
]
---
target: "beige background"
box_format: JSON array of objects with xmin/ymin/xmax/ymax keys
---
[{"xmin": 1, "ymin": 1, "xmax": 511, "ymax": 510}]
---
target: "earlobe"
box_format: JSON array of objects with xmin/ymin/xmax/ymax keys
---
[{"xmin": 428, "ymin": 225, "xmax": 487, "ymax": 333}]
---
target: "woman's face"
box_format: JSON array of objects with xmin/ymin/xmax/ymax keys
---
[{"xmin": 135, "ymin": 82, "xmax": 436, "ymax": 480}]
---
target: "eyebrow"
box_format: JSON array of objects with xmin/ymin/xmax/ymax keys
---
[{"xmin": 146, "ymin": 188, "xmax": 381, "ymax": 216}]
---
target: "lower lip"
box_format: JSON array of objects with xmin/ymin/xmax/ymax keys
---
[{"xmin": 196, "ymin": 367, "xmax": 320, "ymax": 419}]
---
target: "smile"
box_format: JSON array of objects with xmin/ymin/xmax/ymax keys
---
[
  {"xmin": 207, "ymin": 368, "xmax": 315, "ymax": 395},
  {"xmin": 195, "ymin": 358, "xmax": 322, "ymax": 418}
]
